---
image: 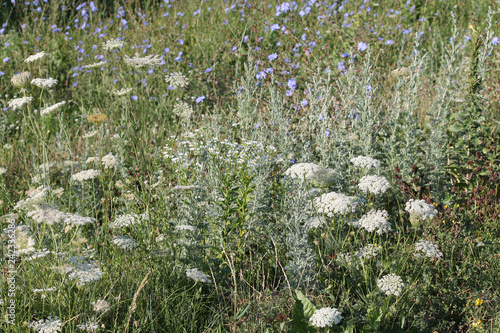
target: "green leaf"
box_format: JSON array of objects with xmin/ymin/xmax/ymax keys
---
[
  {"xmin": 448, "ymin": 124, "xmax": 465, "ymax": 132},
  {"xmin": 235, "ymin": 303, "xmax": 251, "ymax": 319},
  {"xmin": 294, "ymin": 290, "xmax": 317, "ymax": 319}
]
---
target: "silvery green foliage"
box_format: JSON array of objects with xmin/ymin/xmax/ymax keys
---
[
  {"xmin": 234, "ymin": 54, "xmax": 262, "ymax": 130},
  {"xmin": 477, "ymin": 7, "xmax": 495, "ymax": 87},
  {"xmin": 382, "ymin": 34, "xmax": 426, "ymax": 184},
  {"xmin": 425, "ymin": 12, "xmax": 466, "ymax": 197},
  {"xmin": 281, "ymin": 179, "xmax": 317, "ymax": 290}
]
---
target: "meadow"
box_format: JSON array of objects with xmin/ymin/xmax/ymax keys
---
[{"xmin": 0, "ymin": 0, "xmax": 499, "ymax": 332}]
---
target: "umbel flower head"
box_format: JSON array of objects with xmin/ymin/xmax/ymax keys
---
[
  {"xmin": 173, "ymin": 100, "xmax": 193, "ymax": 119},
  {"xmin": 350, "ymin": 155, "xmax": 380, "ymax": 169},
  {"xmin": 378, "ymin": 273, "xmax": 404, "ymax": 296},
  {"xmin": 40, "ymin": 101, "xmax": 66, "ymax": 117},
  {"xmin": 309, "ymin": 307, "xmax": 343, "ymax": 327},
  {"xmin": 24, "ymin": 51, "xmax": 46, "ymax": 63},
  {"xmin": 8, "ymin": 96, "xmax": 33, "ymax": 110},
  {"xmin": 405, "ymin": 199, "xmax": 438, "ymax": 227},
  {"xmin": 284, "ymin": 162, "xmax": 335, "ymax": 188},
  {"xmin": 314, "ymin": 192, "xmax": 363, "ymax": 217},
  {"xmin": 11, "ymin": 71, "xmax": 32, "ymax": 88},
  {"xmin": 415, "ymin": 239, "xmax": 443, "ymax": 259},
  {"xmin": 30, "ymin": 316, "xmax": 61, "ymax": 333},
  {"xmin": 186, "ymin": 268, "xmax": 212, "ymax": 283},
  {"xmin": 358, "ymin": 175, "xmax": 391, "ymax": 194},
  {"xmin": 87, "ymin": 113, "xmax": 107, "ymax": 125},
  {"xmin": 165, "ymin": 72, "xmax": 189, "ymax": 88},
  {"xmin": 124, "ymin": 53, "xmax": 162, "ymax": 68},
  {"xmin": 103, "ymin": 37, "xmax": 124, "ymax": 51},
  {"xmin": 31, "ymin": 78, "xmax": 58, "ymax": 89},
  {"xmin": 353, "ymin": 209, "xmax": 392, "ymax": 234}
]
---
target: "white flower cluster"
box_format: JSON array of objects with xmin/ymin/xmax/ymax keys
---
[
  {"xmin": 285, "ymin": 162, "xmax": 335, "ymax": 188},
  {"xmin": 186, "ymin": 268, "xmax": 212, "ymax": 283},
  {"xmin": 309, "ymin": 307, "xmax": 343, "ymax": 327},
  {"xmin": 72, "ymin": 169, "xmax": 101, "ymax": 182},
  {"xmin": 101, "ymin": 152, "xmax": 119, "ymax": 169},
  {"xmin": 337, "ymin": 244, "xmax": 382, "ymax": 263},
  {"xmin": 40, "ymin": 101, "xmax": 66, "ymax": 116},
  {"xmin": 358, "ymin": 175, "xmax": 391, "ymax": 194},
  {"xmin": 11, "ymin": 71, "xmax": 32, "ymax": 88},
  {"xmin": 26, "ymin": 249, "xmax": 52, "ymax": 261},
  {"xmin": 8, "ymin": 96, "xmax": 33, "ymax": 110},
  {"xmin": 172, "ymin": 101, "xmax": 193, "ymax": 118},
  {"xmin": 352, "ymin": 210, "xmax": 392, "ymax": 234},
  {"xmin": 314, "ymin": 192, "xmax": 363, "ymax": 217},
  {"xmin": 84, "ymin": 61, "xmax": 106, "ymax": 69},
  {"xmin": 31, "ymin": 78, "xmax": 58, "ymax": 89},
  {"xmin": 111, "ymin": 214, "xmax": 138, "ymax": 228},
  {"xmin": 27, "ymin": 206, "xmax": 67, "ymax": 226},
  {"xmin": 25, "ymin": 51, "xmax": 46, "ymax": 63},
  {"xmin": 83, "ymin": 130, "xmax": 98, "ymax": 139},
  {"xmin": 0, "ymin": 167, "xmax": 7, "ymax": 175},
  {"xmin": 64, "ymin": 214, "xmax": 97, "ymax": 226},
  {"xmin": 92, "ymin": 299, "xmax": 111, "ymax": 313},
  {"xmin": 378, "ymin": 273, "xmax": 404, "ymax": 296},
  {"xmin": 76, "ymin": 321, "xmax": 99, "ymax": 332},
  {"xmin": 415, "ymin": 239, "xmax": 443, "ymax": 259},
  {"xmin": 65, "ymin": 257, "xmax": 104, "ymax": 286},
  {"xmin": 113, "ymin": 87, "xmax": 133, "ymax": 96},
  {"xmin": 2, "ymin": 224, "xmax": 36, "ymax": 254},
  {"xmin": 175, "ymin": 225, "xmax": 198, "ymax": 231},
  {"xmin": 124, "ymin": 53, "xmax": 162, "ymax": 68},
  {"xmin": 165, "ymin": 72, "xmax": 189, "ymax": 88},
  {"xmin": 405, "ymin": 199, "xmax": 438, "ymax": 220},
  {"xmin": 103, "ymin": 37, "xmax": 124, "ymax": 50},
  {"xmin": 14, "ymin": 186, "xmax": 49, "ymax": 211},
  {"xmin": 305, "ymin": 216, "xmax": 327, "ymax": 228},
  {"xmin": 350, "ymin": 156, "xmax": 380, "ymax": 169},
  {"xmin": 30, "ymin": 316, "xmax": 61, "ymax": 333},
  {"xmin": 113, "ymin": 235, "xmax": 138, "ymax": 250}
]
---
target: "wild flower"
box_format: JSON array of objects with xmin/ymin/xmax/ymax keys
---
[
  {"xmin": 30, "ymin": 316, "xmax": 61, "ymax": 333},
  {"xmin": 27, "ymin": 206, "xmax": 67, "ymax": 225},
  {"xmin": 2, "ymin": 224, "xmax": 36, "ymax": 254},
  {"xmin": 350, "ymin": 156, "xmax": 380, "ymax": 169},
  {"xmin": 0, "ymin": 167, "xmax": 7, "ymax": 175},
  {"xmin": 8, "ymin": 96, "xmax": 33, "ymax": 110},
  {"xmin": 32, "ymin": 287, "xmax": 57, "ymax": 293},
  {"xmin": 113, "ymin": 235, "xmax": 138, "ymax": 250},
  {"xmin": 101, "ymin": 152, "xmax": 119, "ymax": 169},
  {"xmin": 124, "ymin": 53, "xmax": 162, "ymax": 68},
  {"xmin": 31, "ymin": 78, "xmax": 58, "ymax": 89},
  {"xmin": 86, "ymin": 114, "xmax": 107, "ymax": 125},
  {"xmin": 112, "ymin": 87, "xmax": 133, "ymax": 96},
  {"xmin": 172, "ymin": 101, "xmax": 193, "ymax": 118},
  {"xmin": 337, "ymin": 244, "xmax": 382, "ymax": 263},
  {"xmin": 24, "ymin": 51, "xmax": 46, "ymax": 63},
  {"xmin": 173, "ymin": 185, "xmax": 200, "ymax": 190},
  {"xmin": 84, "ymin": 61, "xmax": 106, "ymax": 69},
  {"xmin": 354, "ymin": 210, "xmax": 392, "ymax": 234},
  {"xmin": 415, "ymin": 239, "xmax": 443, "ymax": 259},
  {"xmin": 111, "ymin": 214, "xmax": 138, "ymax": 228},
  {"xmin": 76, "ymin": 321, "xmax": 99, "ymax": 332},
  {"xmin": 309, "ymin": 307, "xmax": 343, "ymax": 327},
  {"xmin": 405, "ymin": 199, "xmax": 438, "ymax": 220},
  {"xmin": 11, "ymin": 71, "xmax": 32, "ymax": 88},
  {"xmin": 284, "ymin": 162, "xmax": 335, "ymax": 188},
  {"xmin": 72, "ymin": 169, "xmax": 101, "ymax": 182},
  {"xmin": 103, "ymin": 37, "xmax": 124, "ymax": 50},
  {"xmin": 40, "ymin": 101, "xmax": 66, "ymax": 116},
  {"xmin": 14, "ymin": 186, "xmax": 49, "ymax": 211},
  {"xmin": 186, "ymin": 268, "xmax": 212, "ymax": 283},
  {"xmin": 175, "ymin": 225, "xmax": 198, "ymax": 231},
  {"xmin": 358, "ymin": 175, "xmax": 391, "ymax": 194},
  {"xmin": 64, "ymin": 214, "xmax": 97, "ymax": 226},
  {"xmin": 83, "ymin": 130, "xmax": 99, "ymax": 139},
  {"xmin": 378, "ymin": 274, "xmax": 404, "ymax": 296},
  {"xmin": 92, "ymin": 300, "xmax": 111, "ymax": 313},
  {"xmin": 165, "ymin": 72, "xmax": 189, "ymax": 88},
  {"xmin": 65, "ymin": 257, "xmax": 104, "ymax": 286},
  {"xmin": 26, "ymin": 249, "xmax": 52, "ymax": 261},
  {"xmin": 305, "ymin": 216, "xmax": 327, "ymax": 228},
  {"xmin": 314, "ymin": 192, "xmax": 363, "ymax": 217}
]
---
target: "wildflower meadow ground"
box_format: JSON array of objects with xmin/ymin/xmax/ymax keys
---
[{"xmin": 1, "ymin": 0, "xmax": 500, "ymax": 332}]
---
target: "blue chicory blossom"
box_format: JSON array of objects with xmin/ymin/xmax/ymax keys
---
[
  {"xmin": 268, "ymin": 53, "xmax": 278, "ymax": 61},
  {"xmin": 196, "ymin": 96, "xmax": 205, "ymax": 103},
  {"xmin": 357, "ymin": 42, "xmax": 367, "ymax": 51}
]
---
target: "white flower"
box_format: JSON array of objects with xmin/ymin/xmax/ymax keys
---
[
  {"xmin": 113, "ymin": 236, "xmax": 138, "ymax": 250},
  {"xmin": 358, "ymin": 175, "xmax": 391, "ymax": 194},
  {"xmin": 25, "ymin": 51, "xmax": 46, "ymax": 63},
  {"xmin": 337, "ymin": 244, "xmax": 382, "ymax": 263},
  {"xmin": 405, "ymin": 199, "xmax": 438, "ymax": 220},
  {"xmin": 8, "ymin": 96, "xmax": 33, "ymax": 110},
  {"xmin": 3, "ymin": 224, "xmax": 36, "ymax": 254},
  {"xmin": 350, "ymin": 156, "xmax": 380, "ymax": 169},
  {"xmin": 0, "ymin": 167, "xmax": 7, "ymax": 175},
  {"xmin": 314, "ymin": 192, "xmax": 363, "ymax": 217},
  {"xmin": 305, "ymin": 216, "xmax": 327, "ymax": 228},
  {"xmin": 92, "ymin": 300, "xmax": 111, "ymax": 313},
  {"xmin": 41, "ymin": 101, "xmax": 66, "ymax": 116},
  {"xmin": 13, "ymin": 186, "xmax": 49, "ymax": 211},
  {"xmin": 123, "ymin": 53, "xmax": 162, "ymax": 68},
  {"xmin": 76, "ymin": 320, "xmax": 99, "ymax": 332},
  {"xmin": 378, "ymin": 274, "xmax": 404, "ymax": 296},
  {"xmin": 356, "ymin": 210, "xmax": 392, "ymax": 234},
  {"xmin": 172, "ymin": 101, "xmax": 193, "ymax": 118},
  {"xmin": 309, "ymin": 307, "xmax": 343, "ymax": 327},
  {"xmin": 27, "ymin": 207, "xmax": 67, "ymax": 225},
  {"xmin": 103, "ymin": 37, "xmax": 124, "ymax": 51},
  {"xmin": 165, "ymin": 72, "xmax": 189, "ymax": 88},
  {"xmin": 156, "ymin": 234, "xmax": 165, "ymax": 242},
  {"xmin": 30, "ymin": 316, "xmax": 61, "ymax": 333},
  {"xmin": 84, "ymin": 61, "xmax": 106, "ymax": 69},
  {"xmin": 64, "ymin": 213, "xmax": 97, "ymax": 226},
  {"xmin": 415, "ymin": 239, "xmax": 443, "ymax": 259},
  {"xmin": 26, "ymin": 249, "xmax": 52, "ymax": 261},
  {"xmin": 101, "ymin": 153, "xmax": 119, "ymax": 169},
  {"xmin": 72, "ymin": 169, "xmax": 101, "ymax": 182},
  {"xmin": 31, "ymin": 78, "xmax": 58, "ymax": 89},
  {"xmin": 172, "ymin": 185, "xmax": 200, "ymax": 190},
  {"xmin": 285, "ymin": 162, "xmax": 322, "ymax": 180},
  {"xmin": 111, "ymin": 214, "xmax": 138, "ymax": 228},
  {"xmin": 113, "ymin": 87, "xmax": 133, "ymax": 96},
  {"xmin": 32, "ymin": 287, "xmax": 57, "ymax": 293},
  {"xmin": 65, "ymin": 257, "xmax": 104, "ymax": 286},
  {"xmin": 11, "ymin": 71, "xmax": 32, "ymax": 88},
  {"xmin": 186, "ymin": 268, "xmax": 212, "ymax": 283},
  {"xmin": 175, "ymin": 225, "xmax": 198, "ymax": 231},
  {"xmin": 83, "ymin": 130, "xmax": 99, "ymax": 139}
]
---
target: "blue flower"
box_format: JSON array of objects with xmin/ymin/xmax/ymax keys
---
[
  {"xmin": 178, "ymin": 39, "xmax": 184, "ymax": 45},
  {"xmin": 385, "ymin": 40, "xmax": 394, "ymax": 45},
  {"xmin": 301, "ymin": 99, "xmax": 308, "ymax": 106},
  {"xmin": 196, "ymin": 96, "xmax": 205, "ymax": 103},
  {"xmin": 268, "ymin": 53, "xmax": 278, "ymax": 61},
  {"xmin": 256, "ymin": 71, "xmax": 267, "ymax": 79},
  {"xmin": 270, "ymin": 24, "xmax": 280, "ymax": 31},
  {"xmin": 357, "ymin": 42, "xmax": 367, "ymax": 51},
  {"xmin": 492, "ymin": 37, "xmax": 499, "ymax": 46},
  {"xmin": 3, "ymin": 57, "xmax": 9, "ymax": 63},
  {"xmin": 287, "ymin": 78, "xmax": 297, "ymax": 90},
  {"xmin": 205, "ymin": 67, "xmax": 213, "ymax": 73},
  {"xmin": 338, "ymin": 61, "xmax": 345, "ymax": 71}
]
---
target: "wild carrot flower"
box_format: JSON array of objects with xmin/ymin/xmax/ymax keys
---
[
  {"xmin": 186, "ymin": 268, "xmax": 212, "ymax": 283},
  {"xmin": 113, "ymin": 87, "xmax": 133, "ymax": 96},
  {"xmin": 165, "ymin": 72, "xmax": 189, "ymax": 88},
  {"xmin": 415, "ymin": 239, "xmax": 443, "ymax": 259},
  {"xmin": 354, "ymin": 209, "xmax": 392, "ymax": 234},
  {"xmin": 24, "ymin": 51, "xmax": 46, "ymax": 63},
  {"xmin": 72, "ymin": 169, "xmax": 101, "ymax": 182},
  {"xmin": 31, "ymin": 78, "xmax": 58, "ymax": 89},
  {"xmin": 92, "ymin": 300, "xmax": 111, "ymax": 313},
  {"xmin": 378, "ymin": 274, "xmax": 404, "ymax": 296},
  {"xmin": 8, "ymin": 96, "xmax": 33, "ymax": 110},
  {"xmin": 103, "ymin": 37, "xmax": 124, "ymax": 50},
  {"xmin": 40, "ymin": 101, "xmax": 66, "ymax": 116},
  {"xmin": 350, "ymin": 156, "xmax": 380, "ymax": 169},
  {"xmin": 358, "ymin": 175, "xmax": 391, "ymax": 194},
  {"xmin": 309, "ymin": 307, "xmax": 343, "ymax": 327},
  {"xmin": 30, "ymin": 316, "xmax": 61, "ymax": 333},
  {"xmin": 11, "ymin": 71, "xmax": 32, "ymax": 88},
  {"xmin": 124, "ymin": 53, "xmax": 162, "ymax": 68},
  {"xmin": 314, "ymin": 192, "xmax": 363, "ymax": 217}
]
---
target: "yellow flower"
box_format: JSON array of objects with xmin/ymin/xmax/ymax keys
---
[
  {"xmin": 475, "ymin": 299, "xmax": 483, "ymax": 306},
  {"xmin": 472, "ymin": 319, "xmax": 482, "ymax": 327}
]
